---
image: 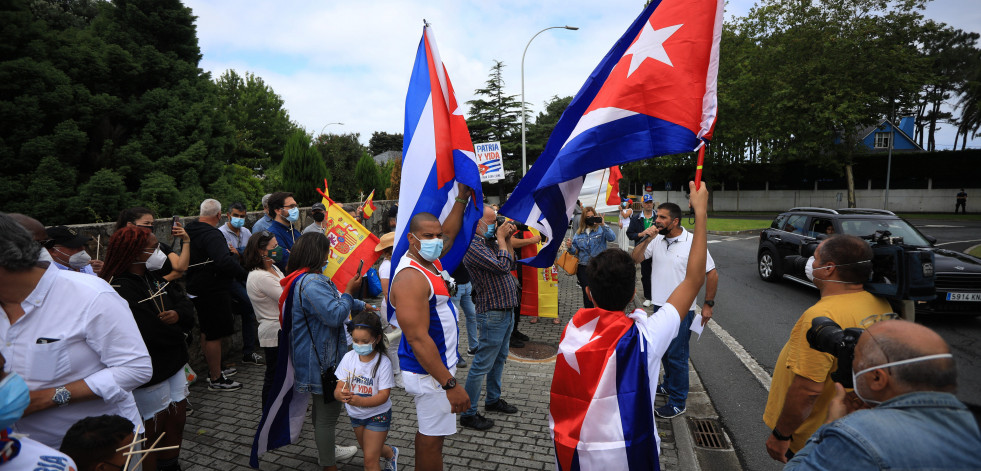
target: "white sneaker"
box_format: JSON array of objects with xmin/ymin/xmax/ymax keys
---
[
  {"xmin": 642, "ymin": 300, "xmax": 653, "ymax": 307},
  {"xmin": 335, "ymin": 445, "xmax": 358, "ymax": 461}
]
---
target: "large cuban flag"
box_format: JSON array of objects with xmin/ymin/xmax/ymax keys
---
[
  {"xmin": 388, "ymin": 23, "xmax": 484, "ymax": 326},
  {"xmin": 501, "ymin": 0, "xmax": 723, "ymax": 267},
  {"xmin": 550, "ymin": 307, "xmax": 660, "ymax": 470}
]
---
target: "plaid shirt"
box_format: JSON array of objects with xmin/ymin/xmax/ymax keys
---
[{"xmin": 463, "ymin": 235, "xmax": 520, "ymax": 314}]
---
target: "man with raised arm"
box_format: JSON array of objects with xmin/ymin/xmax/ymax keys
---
[
  {"xmin": 389, "ymin": 184, "xmax": 473, "ymax": 471},
  {"xmin": 550, "ymin": 181, "xmax": 710, "ymax": 470}
]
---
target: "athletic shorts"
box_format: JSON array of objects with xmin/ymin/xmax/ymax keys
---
[
  {"xmin": 402, "ymin": 367, "xmax": 457, "ymax": 436},
  {"xmin": 192, "ymin": 291, "xmax": 234, "ymax": 340},
  {"xmin": 133, "ymin": 369, "xmax": 188, "ymax": 421}
]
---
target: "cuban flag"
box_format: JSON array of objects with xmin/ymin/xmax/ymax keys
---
[
  {"xmin": 388, "ymin": 23, "xmax": 484, "ymax": 325},
  {"xmin": 249, "ymin": 271, "xmax": 311, "ymax": 468},
  {"xmin": 500, "ymin": 0, "xmax": 723, "ymax": 267},
  {"xmin": 550, "ymin": 308, "xmax": 660, "ymax": 470}
]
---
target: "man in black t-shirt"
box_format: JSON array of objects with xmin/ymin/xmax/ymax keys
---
[{"xmin": 956, "ymin": 189, "xmax": 967, "ymax": 214}]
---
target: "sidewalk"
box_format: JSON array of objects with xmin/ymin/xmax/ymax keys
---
[{"xmin": 179, "ymin": 261, "xmax": 710, "ymax": 470}]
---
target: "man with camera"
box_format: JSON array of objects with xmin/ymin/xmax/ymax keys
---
[
  {"xmin": 785, "ymin": 319, "xmax": 981, "ymax": 469},
  {"xmin": 763, "ymin": 234, "xmax": 892, "ymax": 462}
]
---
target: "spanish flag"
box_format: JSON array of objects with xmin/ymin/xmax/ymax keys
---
[
  {"xmin": 605, "ymin": 165, "xmax": 623, "ymax": 206},
  {"xmin": 362, "ymin": 190, "xmax": 377, "ymax": 218},
  {"xmin": 517, "ymin": 229, "xmax": 559, "ymax": 319},
  {"xmin": 315, "ymin": 181, "xmax": 380, "ymax": 288}
]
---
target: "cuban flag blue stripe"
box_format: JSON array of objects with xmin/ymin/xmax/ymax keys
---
[{"xmin": 616, "ymin": 325, "xmax": 659, "ymax": 470}]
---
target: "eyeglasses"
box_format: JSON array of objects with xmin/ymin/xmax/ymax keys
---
[
  {"xmin": 283, "ymin": 204, "xmax": 299, "ymax": 210},
  {"xmin": 860, "ymin": 312, "xmax": 899, "ymax": 329}
]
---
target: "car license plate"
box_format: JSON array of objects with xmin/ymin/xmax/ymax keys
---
[{"xmin": 946, "ymin": 292, "xmax": 981, "ymax": 302}]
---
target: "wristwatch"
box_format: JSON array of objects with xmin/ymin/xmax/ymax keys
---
[
  {"xmin": 771, "ymin": 428, "xmax": 792, "ymax": 441},
  {"xmin": 441, "ymin": 377, "xmax": 457, "ymax": 390},
  {"xmin": 52, "ymin": 386, "xmax": 71, "ymax": 407},
  {"xmin": 704, "ymin": 300, "xmax": 715, "ymax": 308}
]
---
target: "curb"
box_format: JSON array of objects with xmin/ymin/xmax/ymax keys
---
[
  {"xmin": 965, "ymin": 243, "xmax": 981, "ymax": 257},
  {"xmin": 707, "ymin": 229, "xmax": 762, "ymax": 236}
]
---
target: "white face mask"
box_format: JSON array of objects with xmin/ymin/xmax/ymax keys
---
[
  {"xmin": 56, "ymin": 248, "xmax": 91, "ymax": 270},
  {"xmin": 805, "ymin": 256, "xmax": 871, "ymax": 284},
  {"xmin": 851, "ymin": 353, "xmax": 953, "ymax": 405},
  {"xmin": 145, "ymin": 247, "xmax": 168, "ymax": 271},
  {"xmin": 37, "ymin": 248, "xmax": 54, "ymax": 263}
]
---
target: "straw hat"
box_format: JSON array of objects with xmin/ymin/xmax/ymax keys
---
[{"xmin": 375, "ymin": 232, "xmax": 395, "ymax": 251}]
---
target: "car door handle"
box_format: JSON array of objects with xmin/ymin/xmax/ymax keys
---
[{"xmin": 772, "ymin": 236, "xmax": 782, "ymax": 242}]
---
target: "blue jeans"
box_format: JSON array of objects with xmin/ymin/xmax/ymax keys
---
[
  {"xmin": 229, "ymin": 280, "xmax": 258, "ymax": 355},
  {"xmin": 656, "ymin": 306, "xmax": 694, "ymax": 409},
  {"xmin": 462, "ymin": 309, "xmax": 514, "ymax": 417},
  {"xmin": 451, "ymin": 282, "xmax": 477, "ymax": 352}
]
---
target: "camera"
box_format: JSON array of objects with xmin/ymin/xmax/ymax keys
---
[
  {"xmin": 806, "ymin": 317, "xmax": 865, "ymax": 388},
  {"xmin": 496, "ymin": 215, "xmax": 530, "ymax": 232},
  {"xmin": 586, "ymin": 216, "xmax": 605, "ymax": 226}
]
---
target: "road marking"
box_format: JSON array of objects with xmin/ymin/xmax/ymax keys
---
[
  {"xmin": 706, "ymin": 319, "xmax": 772, "ymax": 391},
  {"xmin": 919, "ymin": 224, "xmax": 963, "ymax": 228},
  {"xmin": 937, "ymin": 239, "xmax": 981, "ymax": 247}
]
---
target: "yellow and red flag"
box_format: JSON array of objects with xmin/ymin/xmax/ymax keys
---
[
  {"xmin": 315, "ymin": 181, "xmax": 380, "ymax": 288},
  {"xmin": 515, "ymin": 229, "xmax": 559, "ymax": 319},
  {"xmin": 362, "ymin": 190, "xmax": 377, "ymax": 218},
  {"xmin": 605, "ymin": 165, "xmax": 623, "ymax": 206}
]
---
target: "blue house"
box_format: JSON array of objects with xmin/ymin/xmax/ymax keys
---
[{"xmin": 858, "ymin": 117, "xmax": 924, "ymax": 152}]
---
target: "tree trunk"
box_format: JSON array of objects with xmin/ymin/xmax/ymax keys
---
[{"xmin": 845, "ymin": 164, "xmax": 856, "ymax": 208}]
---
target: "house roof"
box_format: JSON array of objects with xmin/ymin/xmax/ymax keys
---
[
  {"xmin": 861, "ymin": 118, "xmax": 924, "ymax": 151},
  {"xmin": 373, "ymin": 150, "xmax": 401, "ymax": 165}
]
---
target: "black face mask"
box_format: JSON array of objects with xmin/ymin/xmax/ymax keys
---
[{"xmin": 312, "ymin": 212, "xmax": 325, "ymax": 223}]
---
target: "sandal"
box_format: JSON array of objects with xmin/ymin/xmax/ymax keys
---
[
  {"xmin": 552, "ymin": 318, "xmax": 561, "ymax": 324},
  {"xmin": 528, "ymin": 318, "xmax": 538, "ymax": 324}
]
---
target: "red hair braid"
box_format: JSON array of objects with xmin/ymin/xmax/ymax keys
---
[{"xmin": 100, "ymin": 226, "xmax": 153, "ymax": 280}]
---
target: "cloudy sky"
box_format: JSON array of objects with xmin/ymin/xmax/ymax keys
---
[{"xmin": 185, "ymin": 0, "xmax": 980, "ymax": 150}]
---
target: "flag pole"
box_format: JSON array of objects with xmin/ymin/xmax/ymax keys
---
[
  {"xmin": 694, "ymin": 140, "xmax": 706, "ymax": 190},
  {"xmin": 593, "ymin": 167, "xmax": 608, "ymax": 209}
]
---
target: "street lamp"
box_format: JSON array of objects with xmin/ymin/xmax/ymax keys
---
[
  {"xmin": 319, "ymin": 122, "xmax": 344, "ymax": 136},
  {"xmin": 521, "ymin": 25, "xmax": 578, "ymax": 176}
]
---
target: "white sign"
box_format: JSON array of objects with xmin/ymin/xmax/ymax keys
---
[{"xmin": 474, "ymin": 141, "xmax": 504, "ymax": 182}]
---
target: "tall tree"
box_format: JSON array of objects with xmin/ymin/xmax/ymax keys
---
[
  {"xmin": 914, "ymin": 22, "xmax": 980, "ymax": 151},
  {"xmin": 314, "ymin": 132, "xmax": 366, "ymax": 201},
  {"xmin": 525, "ymin": 95, "xmax": 572, "ymax": 165},
  {"xmin": 353, "ymin": 152, "xmax": 381, "ymax": 197},
  {"xmin": 368, "ymin": 131, "xmax": 403, "ymax": 156},
  {"xmin": 214, "ymin": 70, "xmax": 297, "ymax": 171},
  {"xmin": 281, "ymin": 130, "xmax": 328, "ymax": 205},
  {"xmin": 467, "ymin": 60, "xmax": 527, "ymax": 194}
]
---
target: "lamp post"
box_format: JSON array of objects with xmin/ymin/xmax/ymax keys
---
[
  {"xmin": 319, "ymin": 122, "xmax": 344, "ymax": 136},
  {"xmin": 521, "ymin": 25, "xmax": 578, "ymax": 176}
]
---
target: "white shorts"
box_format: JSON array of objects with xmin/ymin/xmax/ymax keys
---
[
  {"xmin": 132, "ymin": 369, "xmax": 188, "ymax": 421},
  {"xmin": 402, "ymin": 367, "xmax": 457, "ymax": 436}
]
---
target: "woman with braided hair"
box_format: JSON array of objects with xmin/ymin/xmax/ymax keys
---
[
  {"xmin": 115, "ymin": 207, "xmax": 191, "ymax": 281},
  {"xmin": 100, "ymin": 226, "xmax": 194, "ymax": 471}
]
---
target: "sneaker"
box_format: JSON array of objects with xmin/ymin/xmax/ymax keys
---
[
  {"xmin": 207, "ymin": 374, "xmax": 242, "ymax": 391},
  {"xmin": 335, "ymin": 445, "xmax": 357, "ymax": 461},
  {"xmin": 221, "ymin": 365, "xmax": 237, "ymax": 377},
  {"xmin": 654, "ymin": 405, "xmax": 686, "ymax": 418},
  {"xmin": 485, "ymin": 398, "xmax": 518, "ymax": 414},
  {"xmin": 460, "ymin": 413, "xmax": 494, "ymax": 430},
  {"xmin": 243, "ymin": 352, "xmax": 265, "ymax": 365},
  {"xmin": 643, "ymin": 300, "xmax": 653, "ymax": 307},
  {"xmin": 467, "ymin": 347, "xmax": 477, "ymax": 356},
  {"xmin": 509, "ymin": 337, "xmax": 525, "ymax": 348},
  {"xmin": 456, "ymin": 356, "xmax": 468, "ymax": 368},
  {"xmin": 385, "ymin": 445, "xmax": 399, "ymax": 471},
  {"xmin": 655, "ymin": 384, "xmax": 668, "ymax": 397},
  {"xmin": 513, "ymin": 331, "xmax": 530, "ymax": 342}
]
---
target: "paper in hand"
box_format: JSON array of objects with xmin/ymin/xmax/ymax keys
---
[{"xmin": 690, "ymin": 314, "xmax": 705, "ymax": 339}]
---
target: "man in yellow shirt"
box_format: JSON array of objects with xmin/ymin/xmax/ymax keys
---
[{"xmin": 763, "ymin": 234, "xmax": 892, "ymax": 463}]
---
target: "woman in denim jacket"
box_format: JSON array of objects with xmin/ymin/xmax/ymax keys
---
[
  {"xmin": 285, "ymin": 233, "xmax": 374, "ymax": 470},
  {"xmin": 567, "ymin": 206, "xmax": 616, "ymax": 308}
]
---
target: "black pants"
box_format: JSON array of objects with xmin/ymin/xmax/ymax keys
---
[
  {"xmin": 576, "ymin": 268, "xmax": 594, "ymax": 308},
  {"xmin": 956, "ymin": 201, "xmax": 966, "ymax": 214},
  {"xmin": 261, "ymin": 346, "xmax": 278, "ymax": 410},
  {"xmin": 641, "ymin": 258, "xmax": 652, "ymax": 300}
]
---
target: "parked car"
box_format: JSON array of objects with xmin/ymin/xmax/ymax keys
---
[{"xmin": 757, "ymin": 207, "xmax": 981, "ymax": 316}]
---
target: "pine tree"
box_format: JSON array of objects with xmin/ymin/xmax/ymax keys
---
[
  {"xmin": 353, "ymin": 152, "xmax": 380, "ymax": 197},
  {"xmin": 467, "ymin": 60, "xmax": 528, "ymax": 194},
  {"xmin": 281, "ymin": 131, "xmax": 328, "ymax": 205}
]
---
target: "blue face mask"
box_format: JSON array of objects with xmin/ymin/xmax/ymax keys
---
[
  {"xmin": 352, "ymin": 343, "xmax": 374, "ymax": 356},
  {"xmin": 0, "ymin": 372, "xmax": 30, "ymax": 429},
  {"xmin": 230, "ymin": 216, "xmax": 245, "ymax": 228},
  {"xmin": 286, "ymin": 207, "xmax": 300, "ymax": 222},
  {"xmin": 484, "ymin": 223, "xmax": 496, "ymax": 239},
  {"xmin": 411, "ymin": 233, "xmax": 443, "ymax": 262}
]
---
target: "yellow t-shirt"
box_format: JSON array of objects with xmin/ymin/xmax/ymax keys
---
[{"xmin": 762, "ymin": 290, "xmax": 892, "ymax": 452}]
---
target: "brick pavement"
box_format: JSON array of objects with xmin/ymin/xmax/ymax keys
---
[{"xmin": 180, "ymin": 254, "xmax": 682, "ymax": 470}]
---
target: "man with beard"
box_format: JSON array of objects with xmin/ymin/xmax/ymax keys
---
[{"xmin": 631, "ymin": 202, "xmax": 718, "ymax": 418}]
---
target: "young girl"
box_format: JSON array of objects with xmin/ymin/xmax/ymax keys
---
[{"xmin": 335, "ymin": 313, "xmax": 399, "ymax": 471}]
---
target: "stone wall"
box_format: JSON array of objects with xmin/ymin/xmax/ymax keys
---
[{"xmin": 57, "ymin": 200, "xmax": 397, "ymax": 372}]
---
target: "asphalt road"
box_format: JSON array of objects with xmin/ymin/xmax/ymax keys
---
[
  {"xmin": 690, "ymin": 233, "xmax": 981, "ymax": 471},
  {"xmin": 907, "ymin": 218, "xmax": 981, "ymax": 253}
]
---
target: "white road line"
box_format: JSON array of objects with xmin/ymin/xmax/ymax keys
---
[
  {"xmin": 937, "ymin": 239, "xmax": 981, "ymax": 247},
  {"xmin": 707, "ymin": 319, "xmax": 773, "ymax": 391}
]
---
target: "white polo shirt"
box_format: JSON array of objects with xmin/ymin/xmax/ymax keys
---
[{"xmin": 643, "ymin": 227, "xmax": 715, "ymax": 311}]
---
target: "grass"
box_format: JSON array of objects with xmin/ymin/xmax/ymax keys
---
[
  {"xmin": 968, "ymin": 245, "xmax": 981, "ymax": 259},
  {"xmin": 600, "ymin": 214, "xmax": 769, "ymax": 232}
]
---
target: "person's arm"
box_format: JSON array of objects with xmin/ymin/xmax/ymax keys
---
[
  {"xmin": 765, "ymin": 373, "xmax": 825, "ymax": 463},
  {"xmin": 784, "ymin": 426, "xmax": 879, "ymax": 471},
  {"xmin": 302, "ymin": 277, "xmax": 364, "ymax": 328},
  {"xmin": 626, "ymin": 216, "xmax": 642, "ymax": 241},
  {"xmin": 700, "ymin": 268, "xmax": 719, "ymax": 327},
  {"xmin": 511, "ymin": 232, "xmax": 540, "ymax": 249},
  {"xmin": 440, "ymin": 183, "xmax": 474, "ymax": 257},
  {"xmin": 391, "ymin": 269, "xmax": 469, "ymax": 413},
  {"xmin": 350, "ymin": 386, "xmax": 391, "ymax": 408},
  {"xmin": 602, "ymin": 223, "xmax": 616, "ymax": 241},
  {"xmin": 664, "ymin": 181, "xmax": 709, "ymax": 320},
  {"xmin": 631, "ymin": 227, "xmax": 657, "ymax": 264}
]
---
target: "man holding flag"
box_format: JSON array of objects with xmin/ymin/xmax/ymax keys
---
[
  {"xmin": 550, "ymin": 180, "xmax": 710, "ymax": 470},
  {"xmin": 388, "ymin": 21, "xmax": 485, "ymax": 471}
]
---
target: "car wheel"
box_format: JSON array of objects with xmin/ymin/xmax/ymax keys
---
[{"xmin": 758, "ymin": 249, "xmax": 780, "ymax": 282}]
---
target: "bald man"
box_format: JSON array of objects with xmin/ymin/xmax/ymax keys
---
[{"xmin": 786, "ymin": 320, "xmax": 981, "ymax": 470}]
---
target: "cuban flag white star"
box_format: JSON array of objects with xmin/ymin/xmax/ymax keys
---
[
  {"xmin": 559, "ymin": 316, "xmax": 602, "ymax": 374},
  {"xmin": 623, "ymin": 22, "xmax": 683, "ymax": 76}
]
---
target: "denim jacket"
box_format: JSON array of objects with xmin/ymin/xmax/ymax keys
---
[
  {"xmin": 290, "ymin": 274, "xmax": 365, "ymax": 395},
  {"xmin": 570, "ymin": 225, "xmax": 616, "ymax": 266},
  {"xmin": 786, "ymin": 391, "xmax": 981, "ymax": 470}
]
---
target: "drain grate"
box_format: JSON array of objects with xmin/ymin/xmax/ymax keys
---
[{"xmin": 687, "ymin": 417, "xmax": 729, "ymax": 450}]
